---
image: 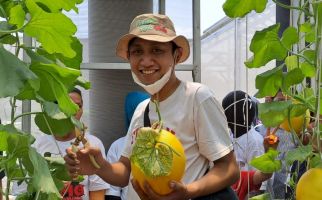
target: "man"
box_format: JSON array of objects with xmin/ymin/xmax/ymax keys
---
[
  {"xmin": 64, "ymin": 13, "xmax": 239, "ymax": 200},
  {"xmin": 12, "ymin": 88, "xmax": 109, "ymax": 200}
]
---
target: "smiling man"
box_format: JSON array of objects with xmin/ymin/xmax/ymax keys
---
[{"xmin": 64, "ymin": 13, "xmax": 239, "ymax": 200}]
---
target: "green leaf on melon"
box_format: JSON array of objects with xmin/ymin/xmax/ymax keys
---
[{"xmin": 130, "ymin": 127, "xmax": 173, "ymax": 178}]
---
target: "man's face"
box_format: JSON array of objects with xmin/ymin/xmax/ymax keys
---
[
  {"xmin": 128, "ymin": 38, "xmax": 176, "ymax": 85},
  {"xmin": 69, "ymin": 92, "xmax": 83, "ymax": 120}
]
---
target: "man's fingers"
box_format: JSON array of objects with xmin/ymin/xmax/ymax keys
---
[{"xmin": 131, "ymin": 179, "xmax": 150, "ymax": 200}]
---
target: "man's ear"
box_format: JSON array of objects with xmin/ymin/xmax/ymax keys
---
[{"xmin": 174, "ymin": 48, "xmax": 183, "ymax": 64}]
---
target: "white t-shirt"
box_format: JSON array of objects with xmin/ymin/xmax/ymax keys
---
[
  {"xmin": 122, "ymin": 81, "xmax": 234, "ymax": 200},
  {"xmin": 233, "ymin": 127, "xmax": 265, "ymax": 171},
  {"xmin": 12, "ymin": 133, "xmax": 109, "ymax": 200},
  {"xmin": 105, "ymin": 136, "xmax": 128, "ymax": 200}
]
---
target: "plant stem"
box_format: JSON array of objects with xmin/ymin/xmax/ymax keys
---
[
  {"xmin": 41, "ymin": 108, "xmax": 63, "ymax": 156},
  {"xmin": 34, "ymin": 190, "xmax": 40, "ymax": 200},
  {"xmin": 10, "ymin": 97, "xmax": 16, "ymax": 125},
  {"xmin": 12, "ymin": 111, "xmax": 42, "ymax": 124}
]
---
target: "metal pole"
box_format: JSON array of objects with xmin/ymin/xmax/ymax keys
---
[
  {"xmin": 192, "ymin": 0, "xmax": 201, "ymax": 82},
  {"xmin": 22, "ymin": 35, "xmax": 32, "ymax": 133}
]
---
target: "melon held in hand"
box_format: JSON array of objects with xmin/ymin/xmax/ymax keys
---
[{"xmin": 130, "ymin": 126, "xmax": 186, "ymax": 195}]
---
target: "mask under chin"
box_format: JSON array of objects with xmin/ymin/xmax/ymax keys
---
[{"xmin": 131, "ymin": 67, "xmax": 173, "ymax": 95}]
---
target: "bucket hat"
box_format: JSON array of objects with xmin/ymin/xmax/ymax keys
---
[{"xmin": 116, "ymin": 13, "xmax": 190, "ymax": 63}]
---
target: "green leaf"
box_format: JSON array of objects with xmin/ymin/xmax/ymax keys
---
[
  {"xmin": 34, "ymin": 0, "xmax": 79, "ymax": 13},
  {"xmin": 45, "ymin": 156, "xmax": 71, "ymax": 181},
  {"xmin": 43, "ymin": 101, "xmax": 68, "ymax": 120},
  {"xmin": 258, "ymin": 100, "xmax": 291, "ymax": 127},
  {"xmin": 0, "ymin": 45, "xmax": 38, "ymax": 98},
  {"xmin": 131, "ymin": 127, "xmax": 173, "ymax": 177},
  {"xmin": 30, "ymin": 63, "xmax": 80, "ymax": 115},
  {"xmin": 310, "ymin": 154, "xmax": 322, "ymax": 168},
  {"xmin": 7, "ymin": 132, "xmax": 35, "ymax": 158},
  {"xmin": 222, "ymin": 0, "xmax": 268, "ymax": 18},
  {"xmin": 0, "ymin": 124, "xmax": 12, "ymax": 151},
  {"xmin": 34, "ymin": 113, "xmax": 74, "ymax": 136},
  {"xmin": 24, "ymin": 47, "xmax": 54, "ymax": 64},
  {"xmin": 281, "ymin": 27, "xmax": 299, "ymax": 49},
  {"xmin": 300, "ymin": 22, "xmax": 312, "ymax": 33},
  {"xmin": 0, "ymin": 34, "xmax": 17, "ymax": 44},
  {"xmin": 29, "ymin": 147, "xmax": 61, "ymax": 198},
  {"xmin": 9, "ymin": 4, "xmax": 25, "ymax": 28},
  {"xmin": 24, "ymin": 0, "xmax": 77, "ymax": 58},
  {"xmin": 245, "ymin": 24, "xmax": 287, "ymax": 68},
  {"xmin": 75, "ymin": 76, "xmax": 91, "ymax": 90},
  {"xmin": 303, "ymin": 50, "xmax": 316, "ymax": 63},
  {"xmin": 250, "ymin": 149, "xmax": 281, "ymax": 173},
  {"xmin": 54, "ymin": 37, "xmax": 83, "ymax": 69},
  {"xmin": 300, "ymin": 62, "xmax": 316, "ymax": 78},
  {"xmin": 255, "ymin": 66, "xmax": 283, "ymax": 98},
  {"xmin": 285, "ymin": 145, "xmax": 313, "ymax": 165},
  {"xmin": 282, "ymin": 68, "xmax": 305, "ymax": 89},
  {"xmin": 285, "ymin": 55, "xmax": 298, "ymax": 71}
]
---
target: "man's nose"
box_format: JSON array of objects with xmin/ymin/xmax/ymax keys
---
[{"xmin": 139, "ymin": 53, "xmax": 154, "ymax": 66}]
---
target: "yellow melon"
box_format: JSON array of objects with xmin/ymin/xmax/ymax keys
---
[
  {"xmin": 296, "ymin": 168, "xmax": 322, "ymax": 200},
  {"xmin": 130, "ymin": 128, "xmax": 186, "ymax": 195}
]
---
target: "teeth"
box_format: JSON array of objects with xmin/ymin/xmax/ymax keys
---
[{"xmin": 142, "ymin": 70, "xmax": 155, "ymax": 74}]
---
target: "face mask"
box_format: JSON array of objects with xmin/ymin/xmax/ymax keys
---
[{"xmin": 131, "ymin": 67, "xmax": 173, "ymax": 95}]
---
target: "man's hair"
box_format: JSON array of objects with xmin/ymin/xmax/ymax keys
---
[
  {"xmin": 222, "ymin": 90, "xmax": 255, "ymax": 138},
  {"xmin": 69, "ymin": 87, "xmax": 82, "ymax": 97}
]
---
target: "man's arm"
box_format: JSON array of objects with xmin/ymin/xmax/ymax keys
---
[
  {"xmin": 186, "ymin": 151, "xmax": 239, "ymax": 199},
  {"xmin": 89, "ymin": 189, "xmax": 106, "ymax": 200},
  {"xmin": 96, "ymin": 155, "xmax": 131, "ymax": 187}
]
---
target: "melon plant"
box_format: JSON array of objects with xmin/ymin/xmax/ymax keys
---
[
  {"xmin": 130, "ymin": 101, "xmax": 186, "ymax": 195},
  {"xmin": 0, "ymin": 0, "xmax": 88, "ymax": 199},
  {"xmin": 222, "ymin": 0, "xmax": 322, "ymax": 199}
]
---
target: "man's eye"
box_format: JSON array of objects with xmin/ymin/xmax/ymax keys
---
[
  {"xmin": 130, "ymin": 49, "xmax": 143, "ymax": 55},
  {"xmin": 152, "ymin": 48, "xmax": 163, "ymax": 54}
]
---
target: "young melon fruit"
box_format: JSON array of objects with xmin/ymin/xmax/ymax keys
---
[
  {"xmin": 296, "ymin": 168, "xmax": 322, "ymax": 200},
  {"xmin": 130, "ymin": 127, "xmax": 186, "ymax": 195},
  {"xmin": 280, "ymin": 110, "xmax": 310, "ymax": 135}
]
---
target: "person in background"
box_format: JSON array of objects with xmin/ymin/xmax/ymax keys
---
[
  {"xmin": 64, "ymin": 13, "xmax": 239, "ymax": 200},
  {"xmin": 221, "ymin": 90, "xmax": 276, "ymax": 200},
  {"xmin": 222, "ymin": 90, "xmax": 264, "ymax": 171},
  {"xmin": 105, "ymin": 91, "xmax": 149, "ymax": 200},
  {"xmin": 12, "ymin": 88, "xmax": 109, "ymax": 200}
]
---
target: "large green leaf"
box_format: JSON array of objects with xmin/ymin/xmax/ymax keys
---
[
  {"xmin": 255, "ymin": 66, "xmax": 283, "ymax": 98},
  {"xmin": 24, "ymin": 0, "xmax": 77, "ymax": 58},
  {"xmin": 45, "ymin": 157, "xmax": 71, "ymax": 181},
  {"xmin": 56, "ymin": 37, "xmax": 83, "ymax": 69},
  {"xmin": 0, "ymin": 45, "xmax": 39, "ymax": 98},
  {"xmin": 29, "ymin": 147, "xmax": 61, "ymax": 198},
  {"xmin": 30, "ymin": 63, "xmax": 79, "ymax": 115},
  {"xmin": 222, "ymin": 0, "xmax": 268, "ymax": 18},
  {"xmin": 7, "ymin": 132, "xmax": 35, "ymax": 158},
  {"xmin": 300, "ymin": 62, "xmax": 316, "ymax": 78},
  {"xmin": 250, "ymin": 149, "xmax": 281, "ymax": 173},
  {"xmin": 285, "ymin": 55, "xmax": 298, "ymax": 71},
  {"xmin": 43, "ymin": 101, "xmax": 68, "ymax": 120},
  {"xmin": 34, "ymin": 113, "xmax": 74, "ymax": 136},
  {"xmin": 281, "ymin": 27, "xmax": 299, "ymax": 49},
  {"xmin": 35, "ymin": 0, "xmax": 78, "ymax": 13},
  {"xmin": 9, "ymin": 4, "xmax": 25, "ymax": 28},
  {"xmin": 245, "ymin": 24, "xmax": 287, "ymax": 68},
  {"xmin": 37, "ymin": 37, "xmax": 83, "ymax": 69},
  {"xmin": 282, "ymin": 68, "xmax": 305, "ymax": 90},
  {"xmin": 285, "ymin": 145, "xmax": 313, "ymax": 165},
  {"xmin": 258, "ymin": 100, "xmax": 291, "ymax": 127}
]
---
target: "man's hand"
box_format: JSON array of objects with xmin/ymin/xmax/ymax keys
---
[
  {"xmin": 64, "ymin": 146, "xmax": 104, "ymax": 179},
  {"xmin": 131, "ymin": 179, "xmax": 190, "ymax": 200}
]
